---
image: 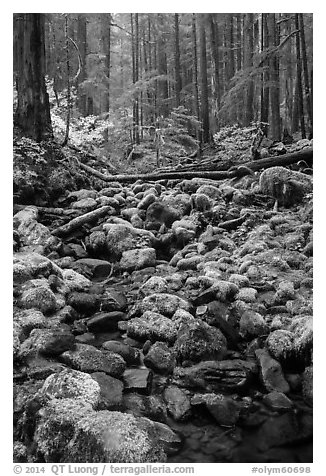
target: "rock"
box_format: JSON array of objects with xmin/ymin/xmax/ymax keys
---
[
  {"xmin": 67, "ymin": 292, "xmax": 100, "ymax": 316},
  {"xmin": 273, "ymin": 280, "xmax": 296, "ymax": 305},
  {"xmin": 68, "ymin": 189, "xmax": 97, "ymax": 201},
  {"xmin": 71, "ymin": 258, "xmax": 112, "ymax": 279},
  {"xmin": 191, "ymin": 393, "xmax": 240, "ymax": 426},
  {"xmin": 239, "ymin": 310, "xmax": 269, "ymax": 338},
  {"xmin": 123, "ymin": 368, "xmax": 153, "ymax": 395},
  {"xmin": 262, "ymin": 391, "xmax": 293, "ymax": 411},
  {"xmin": 127, "ymin": 312, "xmax": 178, "ymax": 344},
  {"xmin": 86, "ymin": 231, "xmax": 107, "ymax": 256},
  {"xmin": 102, "ymin": 341, "xmax": 140, "ymax": 366},
  {"xmin": 164, "ymin": 385, "xmax": 191, "ymax": 421},
  {"xmin": 196, "ymin": 184, "xmax": 221, "ymax": 199},
  {"xmin": 40, "ymin": 368, "xmax": 101, "ymax": 407},
  {"xmin": 139, "ymin": 276, "xmax": 168, "ymax": 296},
  {"xmin": 138, "ymin": 193, "xmax": 156, "ymax": 210},
  {"xmin": 172, "ymin": 219, "xmax": 197, "ymax": 245},
  {"xmin": 104, "ymin": 223, "xmax": 154, "ymax": 259},
  {"xmin": 146, "ymin": 201, "xmax": 180, "ymax": 229},
  {"xmin": 176, "ymin": 255, "xmax": 201, "ymax": 271},
  {"xmin": 123, "ymin": 394, "xmax": 167, "ymax": 423},
  {"xmin": 140, "ymin": 293, "xmax": 192, "ymax": 317},
  {"xmin": 72, "ymin": 197, "xmax": 97, "ymax": 211},
  {"xmin": 19, "ymin": 278, "xmax": 58, "ymax": 314},
  {"xmin": 266, "ymin": 330, "xmax": 294, "ymax": 363},
  {"xmin": 62, "ymin": 269, "xmax": 91, "ymax": 292},
  {"xmin": 173, "ymin": 359, "xmax": 257, "ymax": 393},
  {"xmin": 237, "ymin": 287, "xmax": 258, "ymax": 303},
  {"xmin": 162, "ymin": 193, "xmax": 191, "ymax": 216},
  {"xmin": 68, "ymin": 411, "xmax": 166, "ymax": 462},
  {"xmin": 90, "ymin": 372, "xmax": 124, "ymax": 410},
  {"xmin": 144, "ymin": 342, "xmax": 176, "ymax": 374},
  {"xmin": 87, "ymin": 311, "xmax": 127, "ymax": 332},
  {"xmin": 60, "ymin": 344, "xmax": 126, "ymax": 377},
  {"xmin": 150, "ymin": 421, "xmax": 183, "ymax": 455},
  {"xmin": 13, "ymin": 308, "xmax": 46, "ymax": 336},
  {"xmin": 259, "ymin": 167, "xmax": 312, "ymax": 207},
  {"xmin": 203, "ymin": 301, "xmax": 240, "ymax": 348},
  {"xmin": 174, "ymin": 319, "xmax": 227, "ymax": 364},
  {"xmin": 101, "ymin": 288, "xmax": 128, "ymax": 312},
  {"xmin": 19, "ymin": 328, "xmax": 75, "ymax": 359},
  {"xmin": 255, "ymin": 349, "xmax": 290, "ymax": 393},
  {"xmin": 34, "ymin": 398, "xmax": 94, "ymax": 462},
  {"xmin": 120, "ymin": 247, "xmax": 156, "ymax": 271},
  {"xmin": 13, "ymin": 206, "xmax": 52, "ymax": 246},
  {"xmin": 191, "ymin": 193, "xmax": 212, "ymax": 211},
  {"xmin": 302, "ymin": 365, "xmax": 313, "ymax": 405}
]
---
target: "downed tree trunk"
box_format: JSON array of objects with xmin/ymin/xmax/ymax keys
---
[
  {"xmin": 218, "ymin": 213, "xmax": 249, "ymax": 231},
  {"xmin": 67, "ymin": 147, "xmax": 312, "ymax": 184},
  {"xmin": 51, "ymin": 205, "xmax": 112, "ymax": 237},
  {"xmin": 13, "ymin": 204, "xmax": 79, "ymax": 216}
]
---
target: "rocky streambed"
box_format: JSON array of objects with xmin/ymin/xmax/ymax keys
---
[{"xmin": 13, "ymin": 165, "xmax": 313, "ymax": 463}]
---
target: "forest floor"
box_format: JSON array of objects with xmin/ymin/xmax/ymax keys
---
[{"xmin": 13, "ymin": 127, "xmax": 313, "ymax": 463}]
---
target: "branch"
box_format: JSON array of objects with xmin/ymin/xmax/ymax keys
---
[{"xmin": 68, "ymin": 36, "xmax": 82, "ymax": 82}]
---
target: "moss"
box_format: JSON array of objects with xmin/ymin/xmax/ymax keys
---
[
  {"xmin": 266, "ymin": 330, "xmax": 294, "ymax": 362},
  {"xmin": 68, "ymin": 411, "xmax": 166, "ymax": 463},
  {"xmin": 35, "ymin": 398, "xmax": 94, "ymax": 462},
  {"xmin": 40, "ymin": 369, "xmax": 101, "ymax": 408}
]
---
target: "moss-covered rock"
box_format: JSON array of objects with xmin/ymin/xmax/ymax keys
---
[
  {"xmin": 140, "ymin": 293, "xmax": 192, "ymax": 317},
  {"xmin": 18, "ymin": 278, "xmax": 58, "ymax": 314},
  {"xmin": 127, "ymin": 311, "xmax": 178, "ymax": 344},
  {"xmin": 68, "ymin": 411, "xmax": 166, "ymax": 462},
  {"xmin": 40, "ymin": 368, "xmax": 101, "ymax": 408},
  {"xmin": 60, "ymin": 343, "xmax": 126, "ymax": 377}
]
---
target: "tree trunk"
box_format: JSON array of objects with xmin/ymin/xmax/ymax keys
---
[
  {"xmin": 268, "ymin": 13, "xmax": 281, "ymax": 140},
  {"xmin": 298, "ymin": 13, "xmax": 313, "ymax": 134},
  {"xmin": 209, "ymin": 14, "xmax": 221, "ymax": 127},
  {"xmin": 243, "ymin": 13, "xmax": 254, "ymax": 125},
  {"xmin": 191, "ymin": 14, "xmax": 200, "ymax": 124},
  {"xmin": 260, "ymin": 14, "xmax": 269, "ymax": 126},
  {"xmin": 295, "ymin": 14, "xmax": 306, "ymax": 138},
  {"xmin": 104, "ymin": 13, "xmax": 111, "ymax": 113},
  {"xmin": 14, "ymin": 13, "xmax": 53, "ymax": 142},
  {"xmin": 157, "ymin": 14, "xmax": 169, "ymax": 117},
  {"xmin": 76, "ymin": 14, "xmax": 87, "ymax": 116},
  {"xmin": 199, "ymin": 14, "xmax": 210, "ymax": 143},
  {"xmin": 134, "ymin": 13, "xmax": 140, "ymax": 144},
  {"xmin": 174, "ymin": 14, "xmax": 182, "ymax": 108}
]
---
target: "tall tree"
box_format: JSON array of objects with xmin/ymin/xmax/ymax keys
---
[
  {"xmin": 209, "ymin": 14, "xmax": 221, "ymax": 125},
  {"xmin": 260, "ymin": 13, "xmax": 269, "ymax": 125},
  {"xmin": 298, "ymin": 13, "xmax": 312, "ymax": 134},
  {"xmin": 192, "ymin": 14, "xmax": 200, "ymax": 124},
  {"xmin": 77, "ymin": 14, "xmax": 87, "ymax": 116},
  {"xmin": 294, "ymin": 13, "xmax": 306, "ymax": 138},
  {"xmin": 267, "ymin": 13, "xmax": 281, "ymax": 140},
  {"xmin": 199, "ymin": 14, "xmax": 209, "ymax": 143},
  {"xmin": 174, "ymin": 14, "xmax": 181, "ymax": 107},
  {"xmin": 157, "ymin": 14, "xmax": 169, "ymax": 117},
  {"xmin": 14, "ymin": 13, "xmax": 53, "ymax": 141},
  {"xmin": 243, "ymin": 13, "xmax": 254, "ymax": 125}
]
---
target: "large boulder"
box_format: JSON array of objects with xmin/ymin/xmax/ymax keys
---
[
  {"xmin": 174, "ymin": 319, "xmax": 227, "ymax": 364},
  {"xmin": 39, "ymin": 368, "xmax": 101, "ymax": 408},
  {"xmin": 127, "ymin": 311, "xmax": 178, "ymax": 344},
  {"xmin": 104, "ymin": 223, "xmax": 154, "ymax": 259},
  {"xmin": 60, "ymin": 344, "xmax": 126, "ymax": 378},
  {"xmin": 13, "ymin": 206, "xmax": 52, "ymax": 246},
  {"xmin": 120, "ymin": 247, "xmax": 156, "ymax": 271},
  {"xmin": 18, "ymin": 278, "xmax": 59, "ymax": 314},
  {"xmin": 259, "ymin": 167, "xmax": 312, "ymax": 207}
]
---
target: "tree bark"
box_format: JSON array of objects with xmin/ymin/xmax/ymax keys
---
[
  {"xmin": 192, "ymin": 14, "xmax": 200, "ymax": 124},
  {"xmin": 77, "ymin": 14, "xmax": 87, "ymax": 116},
  {"xmin": 295, "ymin": 14, "xmax": 306, "ymax": 138},
  {"xmin": 298, "ymin": 13, "xmax": 313, "ymax": 133},
  {"xmin": 268, "ymin": 13, "xmax": 281, "ymax": 140},
  {"xmin": 260, "ymin": 14, "xmax": 269, "ymax": 126},
  {"xmin": 174, "ymin": 14, "xmax": 182, "ymax": 108},
  {"xmin": 14, "ymin": 14, "xmax": 53, "ymax": 142},
  {"xmin": 199, "ymin": 14, "xmax": 210, "ymax": 143},
  {"xmin": 243, "ymin": 13, "xmax": 254, "ymax": 125}
]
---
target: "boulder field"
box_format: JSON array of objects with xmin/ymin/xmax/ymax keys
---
[{"xmin": 13, "ymin": 167, "xmax": 313, "ymax": 463}]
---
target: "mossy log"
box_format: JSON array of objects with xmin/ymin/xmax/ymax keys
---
[
  {"xmin": 70, "ymin": 147, "xmax": 312, "ymax": 184},
  {"xmin": 51, "ymin": 205, "xmax": 112, "ymax": 237}
]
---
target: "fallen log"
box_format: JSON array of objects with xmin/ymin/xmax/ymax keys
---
[
  {"xmin": 13, "ymin": 204, "xmax": 79, "ymax": 216},
  {"xmin": 67, "ymin": 146, "xmax": 312, "ymax": 183},
  {"xmin": 218, "ymin": 214, "xmax": 249, "ymax": 231},
  {"xmin": 51, "ymin": 205, "xmax": 112, "ymax": 237}
]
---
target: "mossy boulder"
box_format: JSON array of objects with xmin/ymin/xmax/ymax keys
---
[{"xmin": 68, "ymin": 411, "xmax": 166, "ymax": 462}]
